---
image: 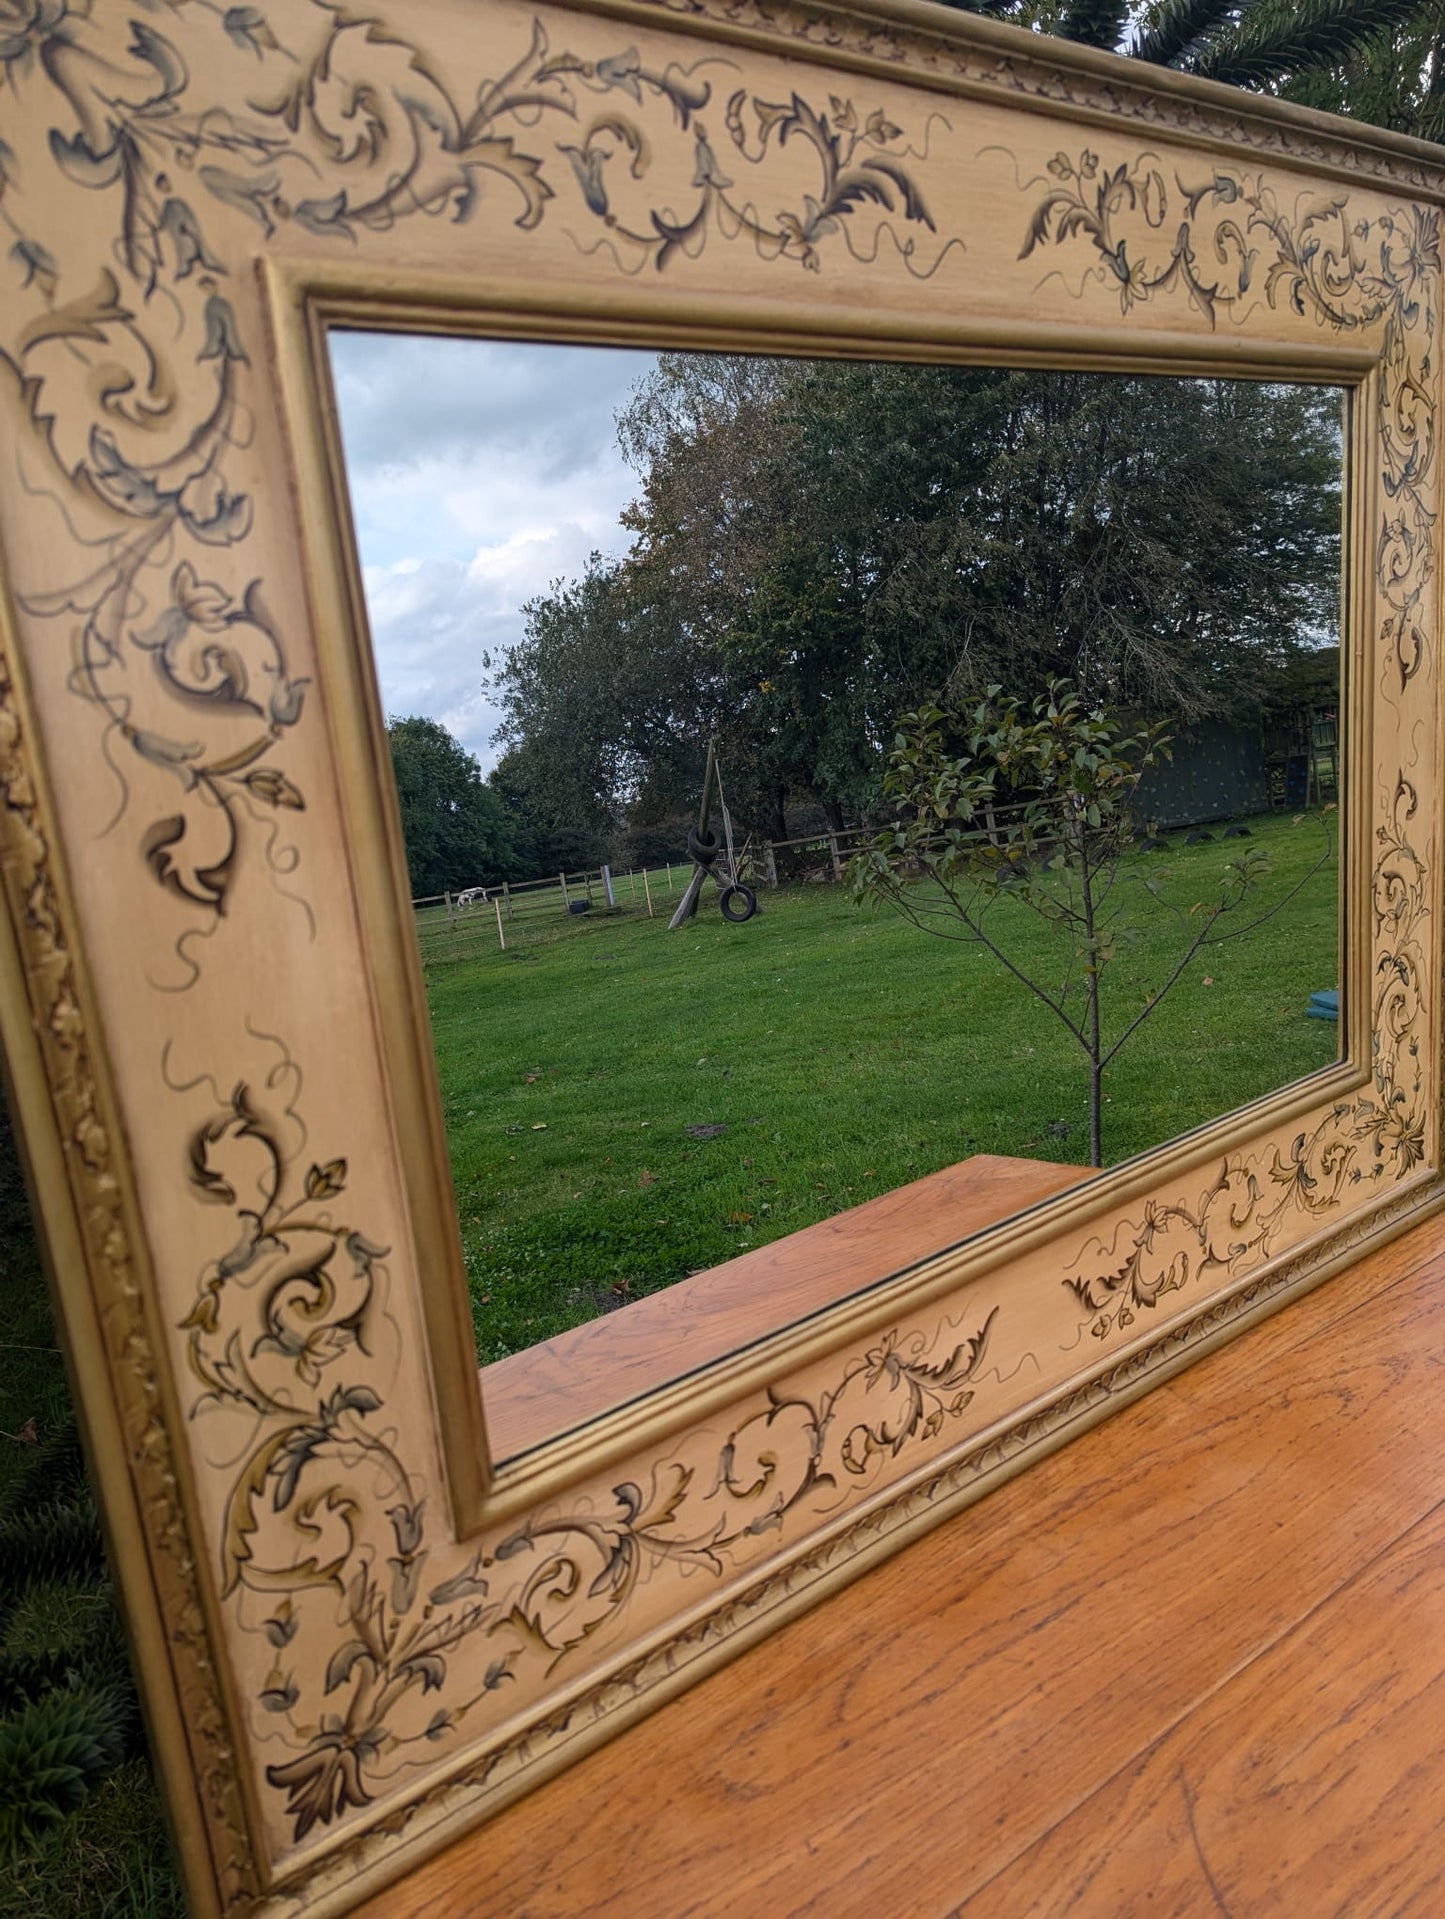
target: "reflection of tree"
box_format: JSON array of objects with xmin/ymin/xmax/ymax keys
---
[
  {"xmin": 495, "ymin": 359, "xmax": 1341, "ymax": 846},
  {"xmin": 852, "ymin": 684, "xmax": 1336, "ymax": 1165},
  {"xmin": 386, "ymin": 717, "xmax": 518, "ymax": 896}
]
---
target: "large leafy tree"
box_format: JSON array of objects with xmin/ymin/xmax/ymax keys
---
[
  {"xmin": 498, "ymin": 359, "xmax": 1341, "ymax": 841},
  {"xmin": 613, "ymin": 355, "xmax": 806, "ymax": 837},
  {"xmin": 386, "ymin": 716, "xmax": 518, "ymax": 898},
  {"xmin": 720, "ymin": 364, "xmax": 1339, "ymax": 800},
  {"xmin": 487, "ymin": 743, "xmax": 615, "ymax": 879},
  {"xmin": 492, "ymin": 550, "xmax": 723, "ymax": 850}
]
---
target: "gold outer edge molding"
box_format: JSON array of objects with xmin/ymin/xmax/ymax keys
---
[
  {"xmin": 601, "ymin": 0, "xmax": 1445, "ymax": 198},
  {"xmin": 0, "ymin": 838, "xmax": 231, "ymax": 1917},
  {"xmin": 262, "ymin": 1167, "xmax": 1445, "ymax": 1917},
  {"xmin": 0, "ymin": 572, "xmax": 251, "ymax": 1914}
]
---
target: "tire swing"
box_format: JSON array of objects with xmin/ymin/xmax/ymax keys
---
[
  {"xmin": 669, "ymin": 741, "xmax": 758, "ymax": 929},
  {"xmin": 719, "ymin": 884, "xmax": 757, "ymax": 923}
]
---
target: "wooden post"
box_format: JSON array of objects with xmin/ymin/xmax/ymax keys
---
[
  {"xmin": 828, "ymin": 833, "xmax": 843, "ymax": 882},
  {"xmin": 503, "ymin": 881, "xmax": 512, "ymax": 919},
  {"xmin": 445, "ymin": 890, "xmax": 454, "ymax": 925},
  {"xmin": 559, "ymin": 872, "xmax": 569, "ymax": 908},
  {"xmin": 697, "ymin": 739, "xmax": 717, "ymax": 841},
  {"xmin": 766, "ymin": 843, "xmax": 778, "ymax": 887},
  {"xmin": 495, "ymin": 897, "xmax": 506, "ymax": 951},
  {"xmin": 668, "ymin": 862, "xmax": 707, "ymax": 929},
  {"xmin": 670, "ymin": 744, "xmax": 723, "ymax": 931},
  {"xmin": 642, "ymin": 868, "xmax": 654, "ymax": 918},
  {"xmin": 666, "ymin": 863, "xmax": 673, "ymax": 890}
]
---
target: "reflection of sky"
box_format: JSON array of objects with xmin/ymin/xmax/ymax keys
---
[
  {"xmin": 329, "ymin": 343, "xmax": 1346, "ymax": 769},
  {"xmin": 328, "ymin": 332, "xmax": 657, "ymax": 767}
]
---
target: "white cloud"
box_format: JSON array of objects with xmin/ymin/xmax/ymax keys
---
[{"xmin": 329, "ymin": 332, "xmax": 657, "ymax": 768}]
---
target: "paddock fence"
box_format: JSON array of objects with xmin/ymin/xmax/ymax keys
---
[
  {"xmin": 410, "ymin": 833, "xmax": 863, "ymax": 965},
  {"xmin": 411, "ymin": 862, "xmax": 690, "ymax": 965},
  {"xmin": 407, "ymin": 809, "xmax": 1076, "ymax": 966}
]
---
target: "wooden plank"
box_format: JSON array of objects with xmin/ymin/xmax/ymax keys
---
[
  {"xmin": 366, "ymin": 1213, "xmax": 1445, "ymax": 1918},
  {"xmin": 962, "ymin": 1498, "xmax": 1445, "ymax": 1917},
  {"xmin": 481, "ymin": 1153, "xmax": 1088, "ymax": 1460},
  {"xmin": 668, "ymin": 861, "xmax": 707, "ymax": 929}
]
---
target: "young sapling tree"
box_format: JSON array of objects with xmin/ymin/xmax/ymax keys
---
[{"xmin": 851, "ymin": 681, "xmax": 1333, "ymax": 1166}]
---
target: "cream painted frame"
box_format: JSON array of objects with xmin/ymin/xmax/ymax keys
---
[{"xmin": 0, "ymin": 2, "xmax": 1440, "ymax": 1913}]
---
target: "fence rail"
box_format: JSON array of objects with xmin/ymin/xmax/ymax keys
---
[
  {"xmin": 408, "ymin": 811, "xmax": 1072, "ymax": 962},
  {"xmin": 409, "ymin": 826, "xmax": 933, "ymax": 958},
  {"xmin": 411, "ymin": 861, "xmax": 692, "ymax": 959},
  {"xmin": 411, "ymin": 791, "xmax": 1288, "ymax": 963}
]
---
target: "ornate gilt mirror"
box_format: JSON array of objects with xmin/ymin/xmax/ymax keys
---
[
  {"xmin": 327, "ymin": 331, "xmax": 1347, "ymax": 1452},
  {"xmin": 0, "ymin": 1, "xmax": 1438, "ymax": 1912}
]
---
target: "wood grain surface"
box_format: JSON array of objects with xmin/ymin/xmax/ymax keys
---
[
  {"xmin": 360, "ymin": 1209, "xmax": 1445, "ymax": 1918},
  {"xmin": 482, "ymin": 1154, "xmax": 1087, "ymax": 1458}
]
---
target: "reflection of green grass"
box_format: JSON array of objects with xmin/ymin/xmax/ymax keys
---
[{"xmin": 426, "ymin": 813, "xmax": 1338, "ymax": 1362}]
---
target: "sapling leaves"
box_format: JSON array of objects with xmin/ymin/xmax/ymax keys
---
[{"xmin": 853, "ymin": 679, "xmax": 1329, "ymax": 1165}]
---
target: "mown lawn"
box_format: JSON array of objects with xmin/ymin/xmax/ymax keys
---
[{"xmin": 424, "ymin": 813, "xmax": 1339, "ymax": 1363}]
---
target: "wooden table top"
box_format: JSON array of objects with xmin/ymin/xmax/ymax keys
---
[{"xmin": 359, "ymin": 1205, "xmax": 1445, "ymax": 1918}]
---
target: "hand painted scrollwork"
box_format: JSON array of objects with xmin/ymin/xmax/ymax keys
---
[
  {"xmin": 180, "ymin": 1065, "xmax": 1000, "ymax": 1845},
  {"xmin": 0, "ymin": 0, "xmax": 965, "ymax": 1866},
  {"xmin": 1, "ymin": 2, "xmax": 1438, "ymax": 1889},
  {"xmin": 1029, "ymin": 158, "xmax": 1436, "ymax": 1338},
  {"xmin": 1022, "ymin": 153, "xmax": 1437, "ymax": 701},
  {"xmin": 0, "ymin": 2, "xmax": 958, "ymax": 972}
]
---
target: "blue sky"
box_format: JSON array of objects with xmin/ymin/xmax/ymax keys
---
[{"xmin": 328, "ymin": 331, "xmax": 658, "ymax": 767}]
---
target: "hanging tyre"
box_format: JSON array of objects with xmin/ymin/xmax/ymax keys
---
[{"xmin": 719, "ymin": 884, "xmax": 757, "ymax": 923}]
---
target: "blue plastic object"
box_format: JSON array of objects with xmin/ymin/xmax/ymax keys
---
[{"xmin": 1307, "ymin": 988, "xmax": 1339, "ymax": 1022}]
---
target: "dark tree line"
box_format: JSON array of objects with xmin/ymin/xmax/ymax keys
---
[
  {"xmin": 387, "ymin": 716, "xmax": 518, "ymax": 897},
  {"xmin": 386, "ymin": 715, "xmax": 616, "ymax": 896},
  {"xmin": 492, "ymin": 360, "xmax": 1342, "ymax": 856}
]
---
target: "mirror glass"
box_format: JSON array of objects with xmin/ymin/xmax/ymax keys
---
[{"xmin": 328, "ymin": 331, "xmax": 1343, "ymax": 1455}]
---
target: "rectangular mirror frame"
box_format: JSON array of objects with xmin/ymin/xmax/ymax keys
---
[{"xmin": 0, "ymin": 2, "xmax": 1440, "ymax": 1912}]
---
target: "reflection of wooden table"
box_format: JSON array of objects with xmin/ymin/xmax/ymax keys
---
[
  {"xmin": 366, "ymin": 1205, "xmax": 1445, "ymax": 1916},
  {"xmin": 483, "ymin": 1153, "xmax": 1088, "ymax": 1461}
]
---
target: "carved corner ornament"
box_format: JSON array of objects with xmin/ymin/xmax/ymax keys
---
[{"xmin": 0, "ymin": 1, "xmax": 1440, "ymax": 1912}]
